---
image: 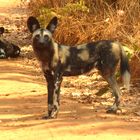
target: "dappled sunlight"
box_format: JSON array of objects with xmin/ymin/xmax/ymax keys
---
[
  {"xmin": 0, "ymin": 114, "xmax": 35, "ymax": 120},
  {"xmin": 0, "ymin": 0, "xmax": 20, "ymax": 7},
  {"xmin": 0, "ymin": 80, "xmax": 46, "ymax": 96}
]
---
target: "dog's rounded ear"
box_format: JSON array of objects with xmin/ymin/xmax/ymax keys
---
[
  {"xmin": 46, "ymin": 17, "xmax": 58, "ymax": 33},
  {"xmin": 0, "ymin": 27, "xmax": 5, "ymax": 35},
  {"xmin": 27, "ymin": 16, "xmax": 40, "ymax": 33}
]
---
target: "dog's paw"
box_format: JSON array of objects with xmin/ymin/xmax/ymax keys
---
[
  {"xmin": 106, "ymin": 108, "xmax": 117, "ymax": 114},
  {"xmin": 42, "ymin": 115, "xmax": 56, "ymax": 119},
  {"xmin": 106, "ymin": 106, "xmax": 122, "ymax": 114}
]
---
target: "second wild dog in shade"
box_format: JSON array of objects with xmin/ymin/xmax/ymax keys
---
[{"xmin": 0, "ymin": 27, "xmax": 20, "ymax": 59}]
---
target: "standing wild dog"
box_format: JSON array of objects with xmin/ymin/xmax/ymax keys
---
[
  {"xmin": 0, "ymin": 27, "xmax": 20, "ymax": 58},
  {"xmin": 27, "ymin": 16, "xmax": 130, "ymax": 119}
]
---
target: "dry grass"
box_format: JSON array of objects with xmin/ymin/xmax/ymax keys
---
[{"xmin": 26, "ymin": 0, "xmax": 140, "ymax": 78}]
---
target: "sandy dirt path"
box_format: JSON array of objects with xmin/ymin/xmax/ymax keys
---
[
  {"xmin": 0, "ymin": 60, "xmax": 140, "ymax": 139},
  {"xmin": 0, "ymin": 1, "xmax": 140, "ymax": 140}
]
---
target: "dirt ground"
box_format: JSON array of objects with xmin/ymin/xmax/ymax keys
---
[{"xmin": 0, "ymin": 1, "xmax": 140, "ymax": 140}]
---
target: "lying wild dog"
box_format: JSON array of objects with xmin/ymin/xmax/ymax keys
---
[
  {"xmin": 27, "ymin": 16, "xmax": 130, "ymax": 119},
  {"xmin": 0, "ymin": 27, "xmax": 20, "ymax": 58}
]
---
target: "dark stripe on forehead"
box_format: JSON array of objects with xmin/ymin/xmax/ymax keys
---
[{"xmin": 40, "ymin": 29, "xmax": 44, "ymax": 36}]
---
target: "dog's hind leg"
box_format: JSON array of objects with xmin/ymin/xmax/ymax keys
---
[
  {"xmin": 98, "ymin": 63, "xmax": 121, "ymax": 113},
  {"xmin": 105, "ymin": 74, "xmax": 121, "ymax": 113}
]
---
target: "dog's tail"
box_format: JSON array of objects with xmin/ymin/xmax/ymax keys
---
[{"xmin": 120, "ymin": 46, "xmax": 131, "ymax": 91}]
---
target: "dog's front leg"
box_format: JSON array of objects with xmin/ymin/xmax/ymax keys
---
[
  {"xmin": 44, "ymin": 68, "xmax": 63, "ymax": 119},
  {"xmin": 44, "ymin": 70, "xmax": 55, "ymax": 119}
]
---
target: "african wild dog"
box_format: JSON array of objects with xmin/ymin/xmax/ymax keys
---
[
  {"xmin": 0, "ymin": 27, "xmax": 20, "ymax": 58},
  {"xmin": 27, "ymin": 16, "xmax": 130, "ymax": 119}
]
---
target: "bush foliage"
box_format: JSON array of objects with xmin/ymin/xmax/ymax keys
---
[{"xmin": 27, "ymin": 0, "xmax": 140, "ymax": 78}]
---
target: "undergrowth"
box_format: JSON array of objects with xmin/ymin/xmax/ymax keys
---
[{"xmin": 26, "ymin": 0, "xmax": 140, "ymax": 78}]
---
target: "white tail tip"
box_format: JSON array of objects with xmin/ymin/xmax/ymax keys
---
[{"xmin": 122, "ymin": 70, "xmax": 131, "ymax": 91}]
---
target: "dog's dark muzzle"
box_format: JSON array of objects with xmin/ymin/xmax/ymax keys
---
[{"xmin": 33, "ymin": 36, "xmax": 51, "ymax": 48}]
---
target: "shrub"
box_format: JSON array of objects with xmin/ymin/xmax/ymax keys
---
[{"xmin": 26, "ymin": 0, "xmax": 140, "ymax": 78}]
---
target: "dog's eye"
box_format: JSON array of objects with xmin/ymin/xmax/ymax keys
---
[
  {"xmin": 44, "ymin": 35, "xmax": 49, "ymax": 40},
  {"xmin": 35, "ymin": 34, "xmax": 40, "ymax": 39}
]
